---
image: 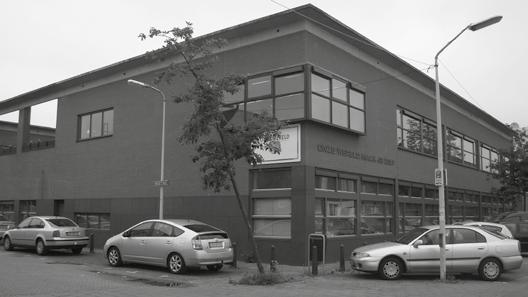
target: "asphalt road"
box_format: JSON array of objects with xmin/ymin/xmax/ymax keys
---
[{"xmin": 1, "ymin": 248, "xmax": 528, "ymax": 297}]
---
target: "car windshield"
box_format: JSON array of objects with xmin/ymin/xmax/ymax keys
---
[
  {"xmin": 395, "ymin": 227, "xmax": 428, "ymax": 244},
  {"xmin": 46, "ymin": 218, "xmax": 77, "ymax": 227},
  {"xmin": 184, "ymin": 224, "xmax": 219, "ymax": 233}
]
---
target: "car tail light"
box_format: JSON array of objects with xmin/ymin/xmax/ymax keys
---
[
  {"xmin": 192, "ymin": 237, "xmax": 203, "ymax": 250},
  {"xmin": 52, "ymin": 230, "xmax": 60, "ymax": 238},
  {"xmin": 225, "ymin": 239, "xmax": 231, "ymax": 248}
]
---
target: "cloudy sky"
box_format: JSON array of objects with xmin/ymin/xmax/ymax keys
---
[{"xmin": 0, "ymin": 0, "xmax": 526, "ymax": 128}]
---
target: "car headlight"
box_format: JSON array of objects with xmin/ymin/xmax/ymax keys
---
[{"xmin": 354, "ymin": 252, "xmax": 370, "ymax": 258}]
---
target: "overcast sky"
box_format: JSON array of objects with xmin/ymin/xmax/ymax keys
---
[{"xmin": 0, "ymin": 0, "xmax": 526, "ymax": 128}]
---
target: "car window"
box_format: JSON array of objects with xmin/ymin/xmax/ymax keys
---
[
  {"xmin": 18, "ymin": 218, "xmax": 32, "ymax": 228},
  {"xmin": 480, "ymin": 225, "xmax": 502, "ymax": 234},
  {"xmin": 419, "ymin": 229, "xmax": 440, "ymax": 245},
  {"xmin": 396, "ymin": 227, "xmax": 428, "ymax": 244},
  {"xmin": 29, "ymin": 218, "xmax": 45, "ymax": 229},
  {"xmin": 152, "ymin": 222, "xmax": 174, "ymax": 237},
  {"xmin": 128, "ymin": 222, "xmax": 154, "ymax": 237},
  {"xmin": 452, "ymin": 228, "xmax": 486, "ymax": 244},
  {"xmin": 184, "ymin": 224, "xmax": 220, "ymax": 233},
  {"xmin": 47, "ymin": 218, "xmax": 77, "ymax": 227}
]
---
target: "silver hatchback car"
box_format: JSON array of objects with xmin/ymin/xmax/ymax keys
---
[
  {"xmin": 103, "ymin": 219, "xmax": 233, "ymax": 274},
  {"xmin": 350, "ymin": 225, "xmax": 522, "ymax": 281}
]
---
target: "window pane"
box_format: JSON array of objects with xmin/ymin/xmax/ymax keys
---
[
  {"xmin": 246, "ymin": 99, "xmax": 273, "ymax": 116},
  {"xmin": 411, "ymin": 186, "xmax": 423, "ymax": 198},
  {"xmin": 103, "ymin": 110, "xmax": 114, "ymax": 136},
  {"xmin": 100, "ymin": 214, "xmax": 111, "ymax": 230},
  {"xmin": 361, "ymin": 201, "xmax": 385, "ymax": 216},
  {"xmin": 311, "ymin": 73, "xmax": 330, "ymax": 97},
  {"xmin": 223, "ymin": 84, "xmax": 245, "ymax": 104},
  {"xmin": 338, "ymin": 178, "xmax": 356, "ymax": 192},
  {"xmin": 349, "ymin": 88, "xmax": 364, "ymax": 110},
  {"xmin": 254, "ymin": 219, "xmax": 291, "ymax": 237},
  {"xmin": 90, "ymin": 112, "xmax": 102, "ymax": 138},
  {"xmin": 253, "ymin": 169, "xmax": 291, "ymax": 189},
  {"xmin": 327, "ymin": 218, "xmax": 356, "ymax": 236},
  {"xmin": 253, "ymin": 199, "xmax": 291, "ymax": 216},
  {"xmin": 398, "ymin": 185, "xmax": 410, "ymax": 196},
  {"xmin": 349, "ymin": 108, "xmax": 365, "ymax": 132},
  {"xmin": 316, "ymin": 175, "xmax": 336, "ymax": 190},
  {"xmin": 248, "ymin": 76, "xmax": 271, "ymax": 98},
  {"xmin": 361, "ymin": 181, "xmax": 377, "ymax": 194},
  {"xmin": 275, "ymin": 93, "xmax": 304, "ymax": 120},
  {"xmin": 332, "ymin": 79, "xmax": 347, "ymax": 102},
  {"xmin": 80, "ymin": 115, "xmax": 91, "ymax": 140},
  {"xmin": 326, "ymin": 200, "xmax": 356, "ymax": 217},
  {"xmin": 275, "ymin": 73, "xmax": 304, "ymax": 95},
  {"xmin": 311, "ymin": 94, "xmax": 330, "ymax": 122},
  {"xmin": 379, "ymin": 183, "xmax": 394, "ymax": 195},
  {"xmin": 332, "ymin": 102, "xmax": 348, "ymax": 128},
  {"xmin": 402, "ymin": 114, "xmax": 420, "ymax": 131}
]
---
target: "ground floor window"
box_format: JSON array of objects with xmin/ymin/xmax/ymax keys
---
[
  {"xmin": 74, "ymin": 213, "xmax": 111, "ymax": 230},
  {"xmin": 19, "ymin": 200, "xmax": 36, "ymax": 221},
  {"xmin": 315, "ymin": 198, "xmax": 356, "ymax": 237},
  {"xmin": 399, "ymin": 203, "xmax": 423, "ymax": 232},
  {"xmin": 360, "ymin": 201, "xmax": 393, "ymax": 234},
  {"xmin": 252, "ymin": 198, "xmax": 291, "ymax": 238},
  {"xmin": 0, "ymin": 201, "xmax": 15, "ymax": 222}
]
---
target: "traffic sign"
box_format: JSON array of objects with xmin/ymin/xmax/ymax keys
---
[{"xmin": 154, "ymin": 180, "xmax": 169, "ymax": 187}]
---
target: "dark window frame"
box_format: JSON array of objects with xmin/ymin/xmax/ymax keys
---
[{"xmin": 77, "ymin": 108, "xmax": 114, "ymax": 141}]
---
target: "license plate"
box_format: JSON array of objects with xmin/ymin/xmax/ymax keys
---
[
  {"xmin": 66, "ymin": 231, "xmax": 80, "ymax": 236},
  {"xmin": 209, "ymin": 241, "xmax": 223, "ymax": 248}
]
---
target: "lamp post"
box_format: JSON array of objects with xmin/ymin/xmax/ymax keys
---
[
  {"xmin": 434, "ymin": 16, "xmax": 502, "ymax": 281},
  {"xmin": 127, "ymin": 79, "xmax": 167, "ymax": 220}
]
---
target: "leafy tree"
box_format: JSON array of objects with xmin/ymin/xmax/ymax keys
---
[
  {"xmin": 493, "ymin": 124, "xmax": 528, "ymax": 209},
  {"xmin": 140, "ymin": 24, "xmax": 281, "ymax": 274}
]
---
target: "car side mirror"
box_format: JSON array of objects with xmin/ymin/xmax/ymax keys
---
[
  {"xmin": 122, "ymin": 231, "xmax": 131, "ymax": 237},
  {"xmin": 413, "ymin": 239, "xmax": 424, "ymax": 248}
]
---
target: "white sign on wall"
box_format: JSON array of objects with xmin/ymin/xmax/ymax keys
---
[{"xmin": 257, "ymin": 124, "xmax": 301, "ymax": 164}]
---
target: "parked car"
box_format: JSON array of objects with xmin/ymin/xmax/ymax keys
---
[
  {"xmin": 0, "ymin": 215, "xmax": 15, "ymax": 243},
  {"xmin": 2, "ymin": 216, "xmax": 89, "ymax": 255},
  {"xmin": 461, "ymin": 221, "xmax": 513, "ymax": 238},
  {"xmin": 498, "ymin": 211, "xmax": 528, "ymax": 253},
  {"xmin": 350, "ymin": 225, "xmax": 522, "ymax": 281},
  {"xmin": 104, "ymin": 219, "xmax": 233, "ymax": 274}
]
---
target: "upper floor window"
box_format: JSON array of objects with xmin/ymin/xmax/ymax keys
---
[
  {"xmin": 78, "ymin": 109, "xmax": 113, "ymax": 141},
  {"xmin": 481, "ymin": 144, "xmax": 499, "ymax": 173},
  {"xmin": 396, "ymin": 108, "xmax": 437, "ymax": 156},
  {"xmin": 446, "ymin": 130, "xmax": 476, "ymax": 167},
  {"xmin": 252, "ymin": 168, "xmax": 291, "ymax": 190}
]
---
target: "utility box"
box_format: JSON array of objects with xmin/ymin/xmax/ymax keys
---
[{"xmin": 308, "ymin": 233, "xmax": 326, "ymax": 264}]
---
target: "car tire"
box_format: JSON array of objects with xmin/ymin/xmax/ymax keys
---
[
  {"xmin": 107, "ymin": 247, "xmax": 123, "ymax": 267},
  {"xmin": 167, "ymin": 253, "xmax": 187, "ymax": 274},
  {"xmin": 206, "ymin": 264, "xmax": 223, "ymax": 272},
  {"xmin": 378, "ymin": 257, "xmax": 403, "ymax": 280},
  {"xmin": 71, "ymin": 247, "xmax": 83, "ymax": 255},
  {"xmin": 479, "ymin": 258, "xmax": 502, "ymax": 281},
  {"xmin": 35, "ymin": 239, "xmax": 47, "ymax": 255},
  {"xmin": 3, "ymin": 236, "xmax": 13, "ymax": 251}
]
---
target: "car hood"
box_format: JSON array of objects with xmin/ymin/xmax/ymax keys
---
[{"xmin": 354, "ymin": 241, "xmax": 404, "ymax": 253}]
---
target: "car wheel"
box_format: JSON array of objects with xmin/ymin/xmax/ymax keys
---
[
  {"xmin": 167, "ymin": 253, "xmax": 187, "ymax": 274},
  {"xmin": 206, "ymin": 264, "xmax": 223, "ymax": 272},
  {"xmin": 71, "ymin": 247, "xmax": 83, "ymax": 255},
  {"xmin": 479, "ymin": 258, "xmax": 502, "ymax": 281},
  {"xmin": 107, "ymin": 247, "xmax": 122, "ymax": 267},
  {"xmin": 378, "ymin": 257, "xmax": 403, "ymax": 280},
  {"xmin": 36, "ymin": 239, "xmax": 47, "ymax": 255},
  {"xmin": 3, "ymin": 236, "xmax": 13, "ymax": 251}
]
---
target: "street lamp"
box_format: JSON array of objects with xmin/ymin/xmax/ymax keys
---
[
  {"xmin": 434, "ymin": 15, "xmax": 502, "ymax": 281},
  {"xmin": 127, "ymin": 79, "xmax": 168, "ymax": 220}
]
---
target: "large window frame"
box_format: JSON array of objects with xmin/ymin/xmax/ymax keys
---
[
  {"xmin": 252, "ymin": 197, "xmax": 292, "ymax": 238},
  {"xmin": 446, "ymin": 129, "xmax": 477, "ymax": 167},
  {"xmin": 396, "ymin": 108, "xmax": 437, "ymax": 156},
  {"xmin": 78, "ymin": 108, "xmax": 114, "ymax": 141},
  {"xmin": 480, "ymin": 144, "xmax": 500, "ymax": 173},
  {"xmin": 74, "ymin": 213, "xmax": 111, "ymax": 230}
]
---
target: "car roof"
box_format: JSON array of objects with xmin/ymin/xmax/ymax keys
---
[
  {"xmin": 463, "ymin": 221, "xmax": 506, "ymax": 228},
  {"xmin": 29, "ymin": 216, "xmax": 73, "ymax": 220}
]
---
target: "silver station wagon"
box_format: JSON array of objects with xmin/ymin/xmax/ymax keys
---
[
  {"xmin": 104, "ymin": 219, "xmax": 233, "ymax": 274},
  {"xmin": 350, "ymin": 225, "xmax": 522, "ymax": 281},
  {"xmin": 3, "ymin": 216, "xmax": 89, "ymax": 255}
]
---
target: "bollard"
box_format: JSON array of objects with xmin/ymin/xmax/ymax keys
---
[
  {"xmin": 89, "ymin": 233, "xmax": 95, "ymax": 253},
  {"xmin": 311, "ymin": 245, "xmax": 318, "ymax": 276},
  {"xmin": 339, "ymin": 244, "xmax": 345, "ymax": 272},
  {"xmin": 270, "ymin": 245, "xmax": 278, "ymax": 272},
  {"xmin": 231, "ymin": 242, "xmax": 238, "ymax": 268}
]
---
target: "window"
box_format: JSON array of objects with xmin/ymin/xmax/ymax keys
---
[
  {"xmin": 447, "ymin": 130, "xmax": 476, "ymax": 166},
  {"xmin": 315, "ymin": 198, "xmax": 356, "ymax": 237},
  {"xmin": 481, "ymin": 144, "xmax": 499, "ymax": 173},
  {"xmin": 253, "ymin": 198, "xmax": 291, "ymax": 238},
  {"xmin": 275, "ymin": 73, "xmax": 304, "ymax": 96},
  {"xmin": 0, "ymin": 201, "xmax": 15, "ymax": 222},
  {"xmin": 396, "ymin": 108, "xmax": 437, "ymax": 156},
  {"xmin": 399, "ymin": 203, "xmax": 422, "ymax": 232},
  {"xmin": 152, "ymin": 222, "xmax": 181, "ymax": 237},
  {"xmin": 222, "ymin": 84, "xmax": 245, "ymax": 104},
  {"xmin": 419, "ymin": 229, "xmax": 440, "ymax": 245},
  {"xmin": 338, "ymin": 177, "xmax": 357, "ymax": 193},
  {"xmin": 360, "ymin": 201, "xmax": 393, "ymax": 234},
  {"xmin": 424, "ymin": 204, "xmax": 439, "ymax": 225},
  {"xmin": 19, "ymin": 200, "xmax": 36, "ymax": 221},
  {"xmin": 78, "ymin": 109, "xmax": 113, "ymax": 140},
  {"xmin": 75, "ymin": 213, "xmax": 111, "ymax": 230},
  {"xmin": 311, "ymin": 94, "xmax": 330, "ymax": 122},
  {"xmin": 248, "ymin": 76, "xmax": 271, "ymax": 98},
  {"xmin": 253, "ymin": 169, "xmax": 291, "ymax": 189},
  {"xmin": 275, "ymin": 93, "xmax": 304, "ymax": 120},
  {"xmin": 128, "ymin": 222, "xmax": 154, "ymax": 237},
  {"xmin": 449, "ymin": 205, "xmax": 464, "ymax": 223},
  {"xmin": 361, "ymin": 181, "xmax": 377, "ymax": 194},
  {"xmin": 246, "ymin": 99, "xmax": 273, "ymax": 116},
  {"xmin": 452, "ymin": 228, "xmax": 486, "ymax": 244},
  {"xmin": 316, "ymin": 175, "xmax": 337, "ymax": 190}
]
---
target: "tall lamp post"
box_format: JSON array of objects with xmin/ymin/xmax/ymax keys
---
[
  {"xmin": 127, "ymin": 79, "xmax": 168, "ymax": 219},
  {"xmin": 434, "ymin": 16, "xmax": 502, "ymax": 281}
]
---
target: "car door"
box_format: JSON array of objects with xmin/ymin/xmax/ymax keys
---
[
  {"xmin": 408, "ymin": 229, "xmax": 451, "ymax": 272},
  {"xmin": 9, "ymin": 218, "xmax": 31, "ymax": 245},
  {"xmin": 143, "ymin": 222, "xmax": 183, "ymax": 265},
  {"xmin": 119, "ymin": 221, "xmax": 154, "ymax": 263},
  {"xmin": 450, "ymin": 228, "xmax": 488, "ymax": 273}
]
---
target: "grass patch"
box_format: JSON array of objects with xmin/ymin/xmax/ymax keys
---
[{"xmin": 232, "ymin": 272, "xmax": 294, "ymax": 286}]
